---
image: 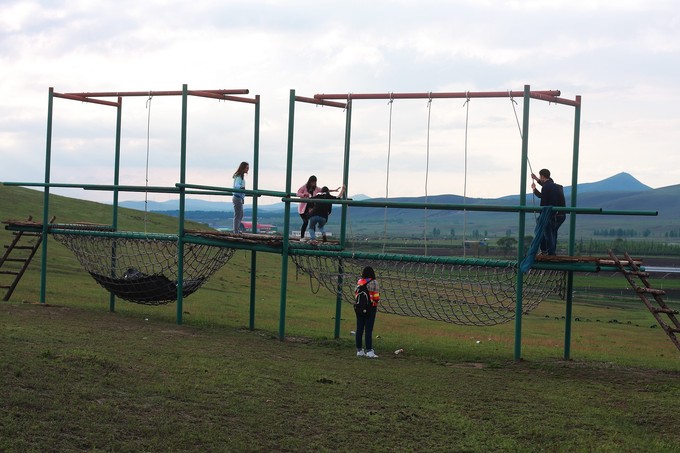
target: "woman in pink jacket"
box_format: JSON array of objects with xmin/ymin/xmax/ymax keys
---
[{"xmin": 296, "ymin": 175, "xmax": 320, "ymax": 240}]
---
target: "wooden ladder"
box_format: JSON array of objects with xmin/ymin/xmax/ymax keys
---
[
  {"xmin": 0, "ymin": 216, "xmax": 55, "ymax": 301},
  {"xmin": 609, "ymin": 250, "xmax": 680, "ymax": 352}
]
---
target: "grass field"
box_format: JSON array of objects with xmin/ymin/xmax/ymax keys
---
[
  {"xmin": 2, "ymin": 185, "xmax": 680, "ymax": 451},
  {"xmin": 3, "ymin": 298, "xmax": 680, "ymax": 452}
]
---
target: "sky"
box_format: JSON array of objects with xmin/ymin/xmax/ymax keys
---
[{"xmin": 1, "ymin": 0, "xmax": 679, "ymax": 206}]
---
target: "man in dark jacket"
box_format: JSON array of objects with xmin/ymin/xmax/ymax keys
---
[
  {"xmin": 307, "ymin": 185, "xmax": 345, "ymax": 243},
  {"xmin": 531, "ymin": 169, "xmax": 566, "ymax": 255}
]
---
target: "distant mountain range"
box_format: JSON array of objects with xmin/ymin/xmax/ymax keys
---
[
  {"xmin": 121, "ymin": 172, "xmax": 657, "ymax": 213},
  {"xmin": 118, "ymin": 193, "xmax": 372, "ymax": 212},
  {"xmin": 114, "ymin": 172, "xmax": 680, "ymax": 236}
]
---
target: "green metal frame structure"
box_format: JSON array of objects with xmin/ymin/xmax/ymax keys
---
[
  {"xmin": 279, "ymin": 86, "xmax": 657, "ymax": 361},
  {"xmin": 3, "ymin": 84, "xmax": 658, "ymax": 362},
  {"xmin": 6, "ymin": 85, "xmax": 264, "ymax": 325}
]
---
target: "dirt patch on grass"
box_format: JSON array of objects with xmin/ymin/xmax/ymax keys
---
[{"xmin": 445, "ymin": 362, "xmax": 486, "ymax": 369}]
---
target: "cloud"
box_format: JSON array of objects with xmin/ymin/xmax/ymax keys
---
[{"xmin": 1, "ymin": 0, "xmax": 678, "ymax": 206}]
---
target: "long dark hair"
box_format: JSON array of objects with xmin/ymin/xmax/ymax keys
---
[
  {"xmin": 361, "ymin": 266, "xmax": 376, "ymax": 280},
  {"xmin": 306, "ymin": 175, "xmax": 317, "ymax": 192},
  {"xmin": 233, "ymin": 161, "xmax": 249, "ymax": 178}
]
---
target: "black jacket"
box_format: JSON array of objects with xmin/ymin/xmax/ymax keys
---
[
  {"xmin": 534, "ymin": 178, "xmax": 566, "ymax": 215},
  {"xmin": 308, "ymin": 192, "xmax": 336, "ymax": 219}
]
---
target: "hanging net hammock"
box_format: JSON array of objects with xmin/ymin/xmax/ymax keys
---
[
  {"xmin": 291, "ymin": 254, "xmax": 565, "ymax": 326},
  {"xmin": 53, "ymin": 233, "xmax": 235, "ymax": 305}
]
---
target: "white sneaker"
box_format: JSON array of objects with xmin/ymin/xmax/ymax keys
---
[
  {"xmin": 356, "ymin": 349, "xmax": 365, "ymax": 357},
  {"xmin": 366, "ymin": 350, "xmax": 378, "ymax": 359}
]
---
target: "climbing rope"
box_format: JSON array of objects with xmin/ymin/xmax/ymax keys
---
[
  {"xmin": 382, "ymin": 94, "xmax": 394, "ymax": 254},
  {"xmin": 424, "ymin": 94, "xmax": 433, "ymax": 255},
  {"xmin": 462, "ymin": 92, "xmax": 471, "ymax": 257},
  {"xmin": 144, "ymin": 93, "xmax": 153, "ymax": 234},
  {"xmin": 508, "ymin": 90, "xmax": 534, "ymax": 175}
]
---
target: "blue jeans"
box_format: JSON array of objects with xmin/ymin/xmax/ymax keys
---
[
  {"xmin": 308, "ymin": 215, "xmax": 327, "ymax": 240},
  {"xmin": 542, "ymin": 214, "xmax": 566, "ymax": 255},
  {"xmin": 355, "ymin": 305, "xmax": 377, "ymax": 351},
  {"xmin": 232, "ymin": 196, "xmax": 244, "ymax": 233}
]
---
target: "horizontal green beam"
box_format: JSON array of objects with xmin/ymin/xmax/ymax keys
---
[
  {"xmin": 182, "ymin": 234, "xmax": 285, "ymax": 253},
  {"xmin": 599, "ymin": 209, "xmax": 658, "ymax": 216},
  {"xmin": 532, "ymin": 262, "xmax": 601, "ymax": 272},
  {"xmin": 48, "ymin": 228, "xmax": 178, "ymax": 241},
  {"xmin": 288, "ymin": 248, "xmax": 634, "ymax": 273},
  {"xmin": 6, "ymin": 224, "xmax": 283, "ymax": 253},
  {"xmin": 177, "ymin": 182, "xmax": 289, "ymax": 198},
  {"xmin": 3, "ymin": 181, "xmax": 658, "ymax": 217},
  {"xmin": 3, "ymin": 181, "xmax": 290, "ymax": 200},
  {"xmin": 5, "ymin": 222, "xmax": 632, "ymax": 273},
  {"xmin": 281, "ymin": 197, "xmax": 654, "ymax": 215},
  {"xmin": 289, "ymin": 248, "xmax": 516, "ymax": 267},
  {"xmin": 3, "ymin": 181, "xmax": 181, "ymax": 194}
]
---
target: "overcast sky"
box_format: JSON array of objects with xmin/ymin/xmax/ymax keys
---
[{"xmin": 1, "ymin": 0, "xmax": 679, "ymax": 206}]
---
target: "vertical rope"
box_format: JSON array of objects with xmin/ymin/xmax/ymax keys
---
[
  {"xmin": 382, "ymin": 95, "xmax": 394, "ymax": 254},
  {"xmin": 509, "ymin": 90, "xmax": 537, "ymax": 217},
  {"xmin": 509, "ymin": 91, "xmax": 533, "ymax": 174},
  {"xmin": 424, "ymin": 94, "xmax": 432, "ymax": 256},
  {"xmin": 462, "ymin": 93, "xmax": 470, "ymax": 257},
  {"xmin": 144, "ymin": 93, "xmax": 153, "ymax": 235}
]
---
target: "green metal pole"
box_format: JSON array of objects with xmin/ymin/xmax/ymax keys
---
[
  {"xmin": 336, "ymin": 257, "xmax": 346, "ymax": 339},
  {"xmin": 110, "ymin": 96, "xmax": 123, "ymax": 313},
  {"xmin": 278, "ymin": 89, "xmax": 296, "ymax": 340},
  {"xmin": 564, "ymin": 95, "xmax": 582, "ymax": 360},
  {"xmin": 39, "ymin": 87, "xmax": 54, "ymax": 305},
  {"xmin": 335, "ymin": 99, "xmax": 353, "ymax": 339},
  {"xmin": 176, "ymin": 84, "xmax": 189, "ymax": 325},
  {"xmin": 279, "ymin": 197, "xmax": 616, "ymax": 215},
  {"xmin": 514, "ymin": 84, "xmax": 531, "ymax": 361},
  {"xmin": 249, "ymin": 94, "xmax": 261, "ymax": 331},
  {"xmin": 288, "ymin": 248, "xmax": 606, "ymax": 272}
]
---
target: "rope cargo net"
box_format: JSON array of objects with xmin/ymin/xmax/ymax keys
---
[
  {"xmin": 53, "ymin": 234, "xmax": 235, "ymax": 305},
  {"xmin": 292, "ymin": 254, "xmax": 565, "ymax": 326}
]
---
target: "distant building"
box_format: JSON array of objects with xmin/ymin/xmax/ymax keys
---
[
  {"xmin": 217, "ymin": 220, "xmax": 277, "ymax": 234},
  {"xmin": 241, "ymin": 221, "xmax": 276, "ymax": 233}
]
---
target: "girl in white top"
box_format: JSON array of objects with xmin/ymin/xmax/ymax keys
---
[{"xmin": 232, "ymin": 162, "xmax": 249, "ymax": 233}]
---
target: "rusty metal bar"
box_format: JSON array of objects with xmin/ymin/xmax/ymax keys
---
[
  {"xmin": 530, "ymin": 92, "xmax": 581, "ymax": 107},
  {"xmin": 187, "ymin": 90, "xmax": 257, "ymax": 103},
  {"xmin": 295, "ymin": 95, "xmax": 347, "ymax": 109},
  {"xmin": 62, "ymin": 89, "xmax": 250, "ymax": 98},
  {"xmin": 314, "ymin": 90, "xmax": 562, "ymax": 101},
  {"xmin": 216, "ymin": 94, "xmax": 259, "ymax": 104},
  {"xmin": 53, "ymin": 92, "xmax": 120, "ymax": 107}
]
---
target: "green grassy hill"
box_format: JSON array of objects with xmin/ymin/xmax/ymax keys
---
[
  {"xmin": 0, "ymin": 184, "xmax": 206, "ymax": 232},
  {"xmin": 0, "ymin": 184, "xmax": 216, "ymax": 310}
]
